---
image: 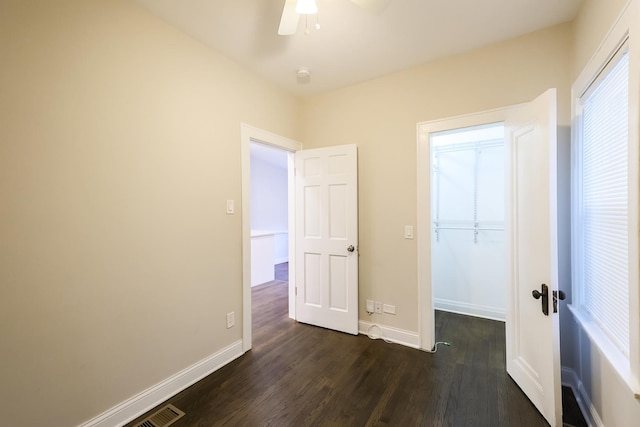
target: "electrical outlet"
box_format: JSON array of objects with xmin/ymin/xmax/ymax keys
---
[
  {"xmin": 366, "ymin": 299, "xmax": 374, "ymax": 313},
  {"xmin": 226, "ymin": 312, "xmax": 235, "ymax": 329},
  {"xmin": 383, "ymin": 304, "xmax": 396, "ymax": 315},
  {"xmin": 374, "ymin": 301, "xmax": 383, "ymax": 314}
]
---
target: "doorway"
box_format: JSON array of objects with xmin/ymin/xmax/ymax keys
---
[
  {"xmin": 417, "ymin": 108, "xmax": 514, "ymax": 350},
  {"xmin": 240, "ymin": 124, "xmax": 301, "ymax": 352},
  {"xmin": 249, "ymin": 142, "xmax": 289, "ymax": 287},
  {"xmin": 430, "ymin": 123, "xmax": 506, "ymax": 322}
]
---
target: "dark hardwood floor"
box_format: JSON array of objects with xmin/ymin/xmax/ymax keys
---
[{"xmin": 126, "ymin": 279, "xmax": 573, "ymax": 427}]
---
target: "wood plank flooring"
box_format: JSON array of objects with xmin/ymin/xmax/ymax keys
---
[{"xmin": 126, "ymin": 280, "xmax": 556, "ymax": 426}]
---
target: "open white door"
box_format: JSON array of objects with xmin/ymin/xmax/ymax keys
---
[
  {"xmin": 505, "ymin": 88, "xmax": 562, "ymax": 426},
  {"xmin": 295, "ymin": 144, "xmax": 358, "ymax": 335}
]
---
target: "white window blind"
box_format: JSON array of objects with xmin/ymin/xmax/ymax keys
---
[{"xmin": 579, "ymin": 49, "xmax": 630, "ymax": 356}]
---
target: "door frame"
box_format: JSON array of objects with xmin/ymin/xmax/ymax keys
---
[
  {"xmin": 417, "ymin": 105, "xmax": 520, "ymax": 350},
  {"xmin": 240, "ymin": 123, "xmax": 302, "ymax": 352}
]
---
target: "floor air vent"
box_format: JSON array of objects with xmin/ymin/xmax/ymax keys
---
[{"xmin": 133, "ymin": 404, "xmax": 185, "ymax": 427}]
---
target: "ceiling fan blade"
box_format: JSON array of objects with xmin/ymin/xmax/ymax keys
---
[
  {"xmin": 278, "ymin": 0, "xmax": 300, "ymax": 35},
  {"xmin": 349, "ymin": 0, "xmax": 391, "ymax": 13}
]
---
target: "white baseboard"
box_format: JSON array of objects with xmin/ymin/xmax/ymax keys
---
[
  {"xmin": 561, "ymin": 366, "xmax": 603, "ymax": 427},
  {"xmin": 434, "ymin": 298, "xmax": 505, "ymax": 321},
  {"xmin": 358, "ymin": 320, "xmax": 420, "ymax": 349},
  {"xmin": 80, "ymin": 340, "xmax": 244, "ymax": 427},
  {"xmin": 274, "ymin": 257, "xmax": 288, "ymax": 265}
]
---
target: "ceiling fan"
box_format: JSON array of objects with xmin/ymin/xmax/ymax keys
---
[{"xmin": 278, "ymin": 0, "xmax": 391, "ymax": 35}]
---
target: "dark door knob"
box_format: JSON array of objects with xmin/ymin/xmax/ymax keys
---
[{"xmin": 532, "ymin": 284, "xmax": 549, "ymax": 316}]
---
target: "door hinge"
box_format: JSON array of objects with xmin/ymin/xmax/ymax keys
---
[{"xmin": 295, "ymin": 286, "xmax": 297, "ymax": 296}]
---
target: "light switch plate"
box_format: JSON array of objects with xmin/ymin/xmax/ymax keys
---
[
  {"xmin": 226, "ymin": 200, "xmax": 235, "ymax": 214},
  {"xmin": 404, "ymin": 225, "xmax": 414, "ymax": 239}
]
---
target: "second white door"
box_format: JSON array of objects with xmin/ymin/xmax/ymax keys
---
[{"xmin": 294, "ymin": 144, "xmax": 359, "ymax": 335}]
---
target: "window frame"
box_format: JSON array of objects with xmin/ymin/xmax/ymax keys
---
[{"xmin": 570, "ymin": 0, "xmax": 640, "ymax": 397}]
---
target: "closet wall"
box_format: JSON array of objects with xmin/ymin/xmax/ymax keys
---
[{"xmin": 431, "ymin": 125, "xmax": 506, "ymax": 320}]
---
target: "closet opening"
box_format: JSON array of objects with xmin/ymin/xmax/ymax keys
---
[{"xmin": 430, "ymin": 122, "xmax": 506, "ymax": 322}]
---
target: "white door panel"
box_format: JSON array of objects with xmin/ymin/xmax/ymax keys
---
[
  {"xmin": 295, "ymin": 144, "xmax": 358, "ymax": 334},
  {"xmin": 505, "ymin": 88, "xmax": 561, "ymax": 426}
]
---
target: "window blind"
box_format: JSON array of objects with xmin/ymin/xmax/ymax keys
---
[{"xmin": 580, "ymin": 50, "xmax": 629, "ymax": 356}]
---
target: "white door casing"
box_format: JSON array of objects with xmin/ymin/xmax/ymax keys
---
[
  {"xmin": 504, "ymin": 88, "xmax": 561, "ymax": 426},
  {"xmin": 295, "ymin": 144, "xmax": 359, "ymax": 334}
]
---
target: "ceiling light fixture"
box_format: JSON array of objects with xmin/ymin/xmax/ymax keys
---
[
  {"xmin": 279, "ymin": 0, "xmax": 390, "ymax": 36},
  {"xmin": 296, "ymin": 0, "xmax": 320, "ymax": 34},
  {"xmin": 295, "ymin": 0, "xmax": 318, "ymax": 15}
]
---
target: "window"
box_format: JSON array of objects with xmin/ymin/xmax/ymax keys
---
[
  {"xmin": 576, "ymin": 47, "xmax": 630, "ymax": 356},
  {"xmin": 571, "ymin": 12, "xmax": 640, "ymax": 392}
]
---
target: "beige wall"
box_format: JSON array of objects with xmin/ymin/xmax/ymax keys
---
[
  {"xmin": 299, "ymin": 23, "xmax": 573, "ymax": 332},
  {"xmin": 0, "ymin": 1, "xmax": 297, "ymax": 426},
  {"xmin": 572, "ymin": 0, "xmax": 630, "ymax": 77}
]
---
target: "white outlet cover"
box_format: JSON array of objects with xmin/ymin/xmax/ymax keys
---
[
  {"xmin": 374, "ymin": 301, "xmax": 383, "ymax": 314},
  {"xmin": 226, "ymin": 312, "xmax": 235, "ymax": 328},
  {"xmin": 383, "ymin": 304, "xmax": 396, "ymax": 315},
  {"xmin": 366, "ymin": 299, "xmax": 374, "ymax": 312}
]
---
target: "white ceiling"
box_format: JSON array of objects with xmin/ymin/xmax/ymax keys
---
[{"xmin": 135, "ymin": 0, "xmax": 584, "ymax": 98}]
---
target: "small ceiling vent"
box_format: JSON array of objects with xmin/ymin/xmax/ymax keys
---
[{"xmin": 132, "ymin": 404, "xmax": 185, "ymax": 427}]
